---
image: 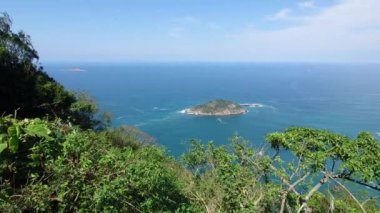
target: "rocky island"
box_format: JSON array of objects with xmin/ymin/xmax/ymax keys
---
[{"xmin": 184, "ymin": 99, "xmax": 247, "ymax": 116}]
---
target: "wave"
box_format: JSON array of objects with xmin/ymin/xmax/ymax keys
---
[
  {"xmin": 240, "ymin": 103, "xmax": 265, "ymax": 108},
  {"xmin": 133, "ymin": 108, "xmax": 145, "ymax": 114},
  {"xmin": 241, "ymin": 103, "xmax": 278, "ymax": 109},
  {"xmin": 135, "ymin": 122, "xmax": 147, "ymax": 127},
  {"xmin": 217, "ymin": 118, "xmax": 227, "ymax": 124},
  {"xmin": 178, "ymin": 108, "xmax": 189, "ymax": 114},
  {"xmin": 116, "ymin": 116, "xmax": 128, "ymax": 120},
  {"xmin": 153, "ymin": 107, "xmax": 169, "ymax": 111}
]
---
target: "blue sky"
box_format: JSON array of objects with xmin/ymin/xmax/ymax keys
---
[{"xmin": 2, "ymin": 0, "xmax": 380, "ymax": 62}]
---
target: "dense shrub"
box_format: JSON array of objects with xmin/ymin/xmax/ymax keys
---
[{"xmin": 0, "ymin": 116, "xmax": 195, "ymax": 212}]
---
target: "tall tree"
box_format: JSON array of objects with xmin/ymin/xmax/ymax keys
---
[
  {"xmin": 0, "ymin": 13, "xmax": 98, "ymax": 129},
  {"xmin": 266, "ymin": 127, "xmax": 380, "ymax": 212}
]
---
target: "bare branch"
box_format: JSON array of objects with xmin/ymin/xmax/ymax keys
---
[
  {"xmin": 290, "ymin": 155, "xmax": 303, "ymax": 180},
  {"xmin": 290, "ymin": 172, "xmax": 310, "ymax": 191},
  {"xmin": 254, "ymin": 193, "xmax": 263, "ymax": 207},
  {"xmin": 362, "ymin": 195, "xmax": 379, "ymax": 206},
  {"xmin": 327, "ymin": 188, "xmax": 335, "ymax": 212},
  {"xmin": 297, "ymin": 203, "xmax": 307, "ymax": 213},
  {"xmin": 280, "ymin": 172, "xmax": 310, "ymax": 213},
  {"xmin": 329, "ymin": 176, "xmax": 366, "ymax": 213},
  {"xmin": 298, "ymin": 174, "xmax": 329, "ymax": 213}
]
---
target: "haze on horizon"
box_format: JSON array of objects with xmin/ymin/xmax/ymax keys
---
[{"xmin": 2, "ymin": 0, "xmax": 380, "ymax": 63}]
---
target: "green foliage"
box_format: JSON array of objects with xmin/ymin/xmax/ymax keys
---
[
  {"xmin": 0, "ymin": 13, "xmax": 100, "ymax": 130},
  {"xmin": 266, "ymin": 127, "xmax": 380, "ymax": 212},
  {"xmin": 0, "ymin": 116, "xmax": 64, "ymax": 190},
  {"xmin": 181, "ymin": 137, "xmax": 274, "ymax": 212},
  {"xmin": 0, "ymin": 116, "xmax": 194, "ymax": 212},
  {"xmin": 266, "ymin": 127, "xmax": 380, "ymax": 185},
  {"xmin": 68, "ymin": 92, "xmax": 99, "ymax": 129},
  {"xmin": 24, "ymin": 118, "xmax": 53, "ymax": 140},
  {"xmin": 107, "ymin": 125, "xmax": 155, "ymax": 149},
  {"xmin": 346, "ymin": 132, "xmax": 380, "ymax": 182},
  {"xmin": 1, "ymin": 119, "xmax": 379, "ymax": 212}
]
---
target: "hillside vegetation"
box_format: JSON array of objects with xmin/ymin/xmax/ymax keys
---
[{"xmin": 0, "ymin": 13, "xmax": 379, "ymax": 212}]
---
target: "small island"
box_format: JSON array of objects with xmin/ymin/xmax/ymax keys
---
[{"xmin": 184, "ymin": 99, "xmax": 247, "ymax": 116}]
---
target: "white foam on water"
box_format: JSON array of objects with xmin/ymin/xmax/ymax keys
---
[
  {"xmin": 240, "ymin": 103, "xmax": 278, "ymax": 112},
  {"xmin": 135, "ymin": 122, "xmax": 147, "ymax": 127},
  {"xmin": 217, "ymin": 118, "xmax": 227, "ymax": 124},
  {"xmin": 178, "ymin": 108, "xmax": 189, "ymax": 114},
  {"xmin": 153, "ymin": 107, "xmax": 169, "ymax": 111},
  {"xmin": 133, "ymin": 108, "xmax": 145, "ymax": 114},
  {"xmin": 240, "ymin": 103, "xmax": 265, "ymax": 108}
]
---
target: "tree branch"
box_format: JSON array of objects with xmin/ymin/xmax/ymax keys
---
[
  {"xmin": 239, "ymin": 147, "xmax": 302, "ymax": 197},
  {"xmin": 329, "ymin": 175, "xmax": 366, "ymax": 213},
  {"xmin": 343, "ymin": 177, "xmax": 380, "ymax": 192},
  {"xmin": 298, "ymin": 174, "xmax": 329, "ymax": 213},
  {"xmin": 331, "ymin": 158, "xmax": 336, "ymax": 173},
  {"xmin": 327, "ymin": 188, "xmax": 335, "ymax": 212},
  {"xmin": 362, "ymin": 195, "xmax": 379, "ymax": 206},
  {"xmin": 280, "ymin": 172, "xmax": 310, "ymax": 213}
]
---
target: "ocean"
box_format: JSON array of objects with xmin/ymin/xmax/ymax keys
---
[{"xmin": 44, "ymin": 63, "xmax": 380, "ymax": 156}]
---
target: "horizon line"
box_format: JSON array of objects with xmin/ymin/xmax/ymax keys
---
[{"xmin": 40, "ymin": 60, "xmax": 380, "ymax": 65}]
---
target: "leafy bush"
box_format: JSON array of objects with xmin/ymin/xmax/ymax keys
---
[{"xmin": 0, "ymin": 116, "xmax": 195, "ymax": 212}]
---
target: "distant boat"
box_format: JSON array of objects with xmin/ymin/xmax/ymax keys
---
[{"xmin": 62, "ymin": 67, "xmax": 86, "ymax": 72}]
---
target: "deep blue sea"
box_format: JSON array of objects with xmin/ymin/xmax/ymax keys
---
[{"xmin": 44, "ymin": 63, "xmax": 380, "ymax": 156}]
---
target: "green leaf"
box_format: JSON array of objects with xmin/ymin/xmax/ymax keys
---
[
  {"xmin": 16, "ymin": 124, "xmax": 21, "ymax": 137},
  {"xmin": 7, "ymin": 125, "xmax": 17, "ymax": 137},
  {"xmin": 6, "ymin": 125, "xmax": 20, "ymax": 153},
  {"xmin": 0, "ymin": 134, "xmax": 8, "ymax": 153},
  {"xmin": 0, "ymin": 142, "xmax": 7, "ymax": 153},
  {"xmin": 0, "ymin": 134, "xmax": 6, "ymax": 143},
  {"xmin": 25, "ymin": 122, "xmax": 53, "ymax": 141},
  {"xmin": 8, "ymin": 136, "xmax": 19, "ymax": 153}
]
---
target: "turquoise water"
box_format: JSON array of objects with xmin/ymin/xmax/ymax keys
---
[{"xmin": 45, "ymin": 63, "xmax": 380, "ymax": 156}]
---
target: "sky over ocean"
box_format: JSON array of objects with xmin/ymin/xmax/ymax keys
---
[{"xmin": 2, "ymin": 0, "xmax": 380, "ymax": 63}]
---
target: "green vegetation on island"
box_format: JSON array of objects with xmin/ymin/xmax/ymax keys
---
[
  {"xmin": 1, "ymin": 13, "xmax": 380, "ymax": 212},
  {"xmin": 186, "ymin": 99, "xmax": 246, "ymax": 115}
]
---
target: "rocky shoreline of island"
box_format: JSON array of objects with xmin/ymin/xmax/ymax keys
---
[
  {"xmin": 183, "ymin": 108, "xmax": 247, "ymax": 116},
  {"xmin": 182, "ymin": 99, "xmax": 249, "ymax": 116}
]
